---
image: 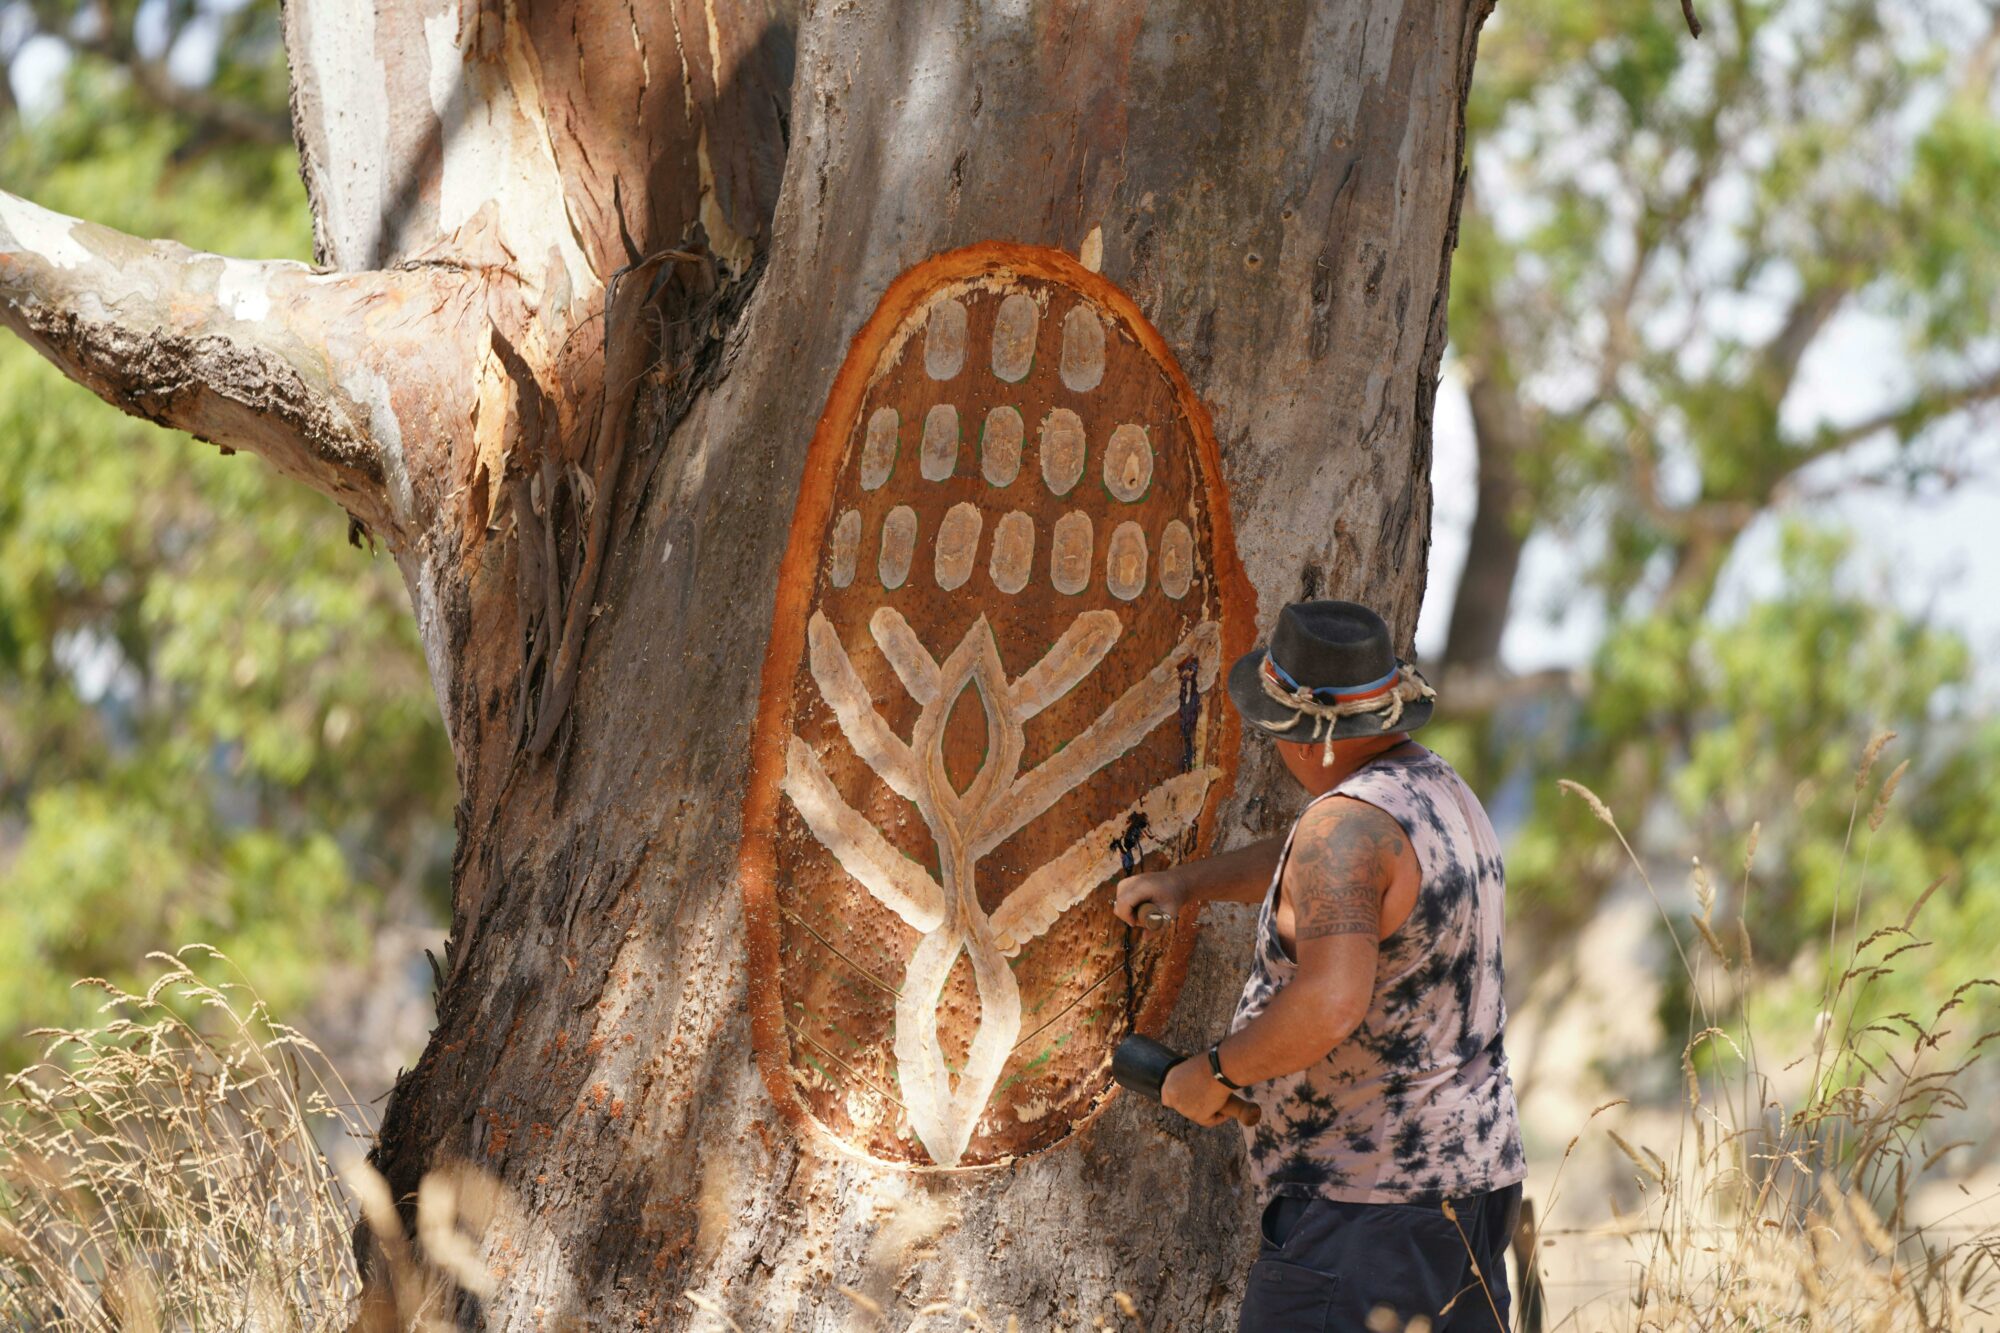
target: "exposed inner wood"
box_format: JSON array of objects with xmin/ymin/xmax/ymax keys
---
[{"xmin": 751, "ymin": 249, "xmax": 1245, "ymax": 1167}]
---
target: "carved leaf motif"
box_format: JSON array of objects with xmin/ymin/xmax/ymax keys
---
[
  {"xmin": 783, "ymin": 611, "xmax": 1218, "ymax": 1165},
  {"xmin": 748, "ymin": 246, "xmax": 1244, "ymax": 1168}
]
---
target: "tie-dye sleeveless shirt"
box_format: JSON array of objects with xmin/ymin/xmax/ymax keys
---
[{"xmin": 1230, "ymin": 746, "xmax": 1525, "ymax": 1204}]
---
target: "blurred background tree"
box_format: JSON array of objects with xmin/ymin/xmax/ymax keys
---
[
  {"xmin": 1434, "ymin": 0, "xmax": 2000, "ymax": 1045},
  {"xmin": 0, "ymin": 0, "xmax": 452, "ymax": 1092}
]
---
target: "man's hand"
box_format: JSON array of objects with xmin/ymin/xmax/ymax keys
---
[
  {"xmin": 1160, "ymin": 1055, "xmax": 1234, "ymax": 1126},
  {"xmin": 1114, "ymin": 869, "xmax": 1186, "ymax": 927},
  {"xmin": 1110, "ymin": 838, "xmax": 1288, "ymax": 923}
]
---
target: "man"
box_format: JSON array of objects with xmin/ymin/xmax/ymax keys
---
[{"xmin": 1115, "ymin": 600, "xmax": 1525, "ymax": 1332}]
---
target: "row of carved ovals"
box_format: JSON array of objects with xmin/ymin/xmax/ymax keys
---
[
  {"xmin": 858, "ymin": 405, "xmax": 1154, "ymax": 503},
  {"xmin": 829, "ymin": 505, "xmax": 1195, "ymax": 601},
  {"xmin": 922, "ymin": 293, "xmax": 1105, "ymax": 392}
]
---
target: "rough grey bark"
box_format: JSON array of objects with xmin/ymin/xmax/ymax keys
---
[{"xmin": 0, "ymin": 1, "xmax": 1491, "ymax": 1325}]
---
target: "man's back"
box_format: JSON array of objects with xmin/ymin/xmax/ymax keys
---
[{"xmin": 1232, "ymin": 744, "xmax": 1525, "ymax": 1205}]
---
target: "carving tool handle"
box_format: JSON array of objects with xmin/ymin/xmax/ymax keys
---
[{"xmin": 1113, "ymin": 1035, "xmax": 1262, "ymax": 1127}]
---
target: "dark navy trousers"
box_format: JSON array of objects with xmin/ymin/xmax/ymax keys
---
[{"xmin": 1236, "ymin": 1184, "xmax": 1522, "ymax": 1332}]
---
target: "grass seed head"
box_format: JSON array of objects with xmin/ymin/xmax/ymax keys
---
[
  {"xmin": 1692, "ymin": 855, "xmax": 1715, "ymax": 918},
  {"xmin": 1693, "ymin": 914, "xmax": 1731, "ymax": 967},
  {"xmin": 1856, "ymin": 730, "xmax": 1897, "ymax": 791},
  {"xmin": 1870, "ymin": 760, "xmax": 1911, "ymax": 831},
  {"xmin": 1558, "ymin": 778, "xmax": 1617, "ymax": 827}
]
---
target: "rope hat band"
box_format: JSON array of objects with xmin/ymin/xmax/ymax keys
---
[
  {"xmin": 1261, "ymin": 656, "xmax": 1401, "ymax": 704},
  {"xmin": 1255, "ymin": 655, "xmax": 1436, "ymax": 763},
  {"xmin": 1225, "ymin": 601, "xmax": 1437, "ymax": 753}
]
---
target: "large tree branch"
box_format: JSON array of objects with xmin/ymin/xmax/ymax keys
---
[
  {"xmin": 1441, "ymin": 175, "xmax": 1537, "ymax": 674},
  {"xmin": 1434, "ymin": 663, "xmax": 1583, "ymax": 721},
  {"xmin": 1626, "ymin": 362, "xmax": 1999, "ymax": 617},
  {"xmin": 1795, "ymin": 364, "xmax": 2000, "ymax": 464},
  {"xmin": 1760, "ymin": 281, "xmax": 1848, "ymax": 397},
  {"xmin": 0, "ymin": 189, "xmax": 471, "ymax": 546}
]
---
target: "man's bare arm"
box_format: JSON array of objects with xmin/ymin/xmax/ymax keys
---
[
  {"xmin": 1112, "ymin": 835, "xmax": 1284, "ymax": 923},
  {"xmin": 1212, "ymin": 798, "xmax": 1409, "ymax": 1084},
  {"xmin": 1290, "ymin": 800, "xmax": 1406, "ymax": 938}
]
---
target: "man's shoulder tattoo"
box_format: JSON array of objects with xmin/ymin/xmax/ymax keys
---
[{"xmin": 1285, "ymin": 802, "xmax": 1406, "ymax": 940}]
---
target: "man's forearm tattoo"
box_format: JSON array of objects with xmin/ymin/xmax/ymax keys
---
[{"xmin": 1286, "ymin": 808, "xmax": 1404, "ymax": 940}]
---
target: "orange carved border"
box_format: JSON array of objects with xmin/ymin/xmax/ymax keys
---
[{"xmin": 738, "ymin": 241, "xmax": 1258, "ymax": 1169}]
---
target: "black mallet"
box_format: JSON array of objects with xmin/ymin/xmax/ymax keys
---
[{"xmin": 1112, "ymin": 1035, "xmax": 1262, "ymax": 1127}]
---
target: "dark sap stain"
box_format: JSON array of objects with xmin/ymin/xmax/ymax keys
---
[
  {"xmin": 1112, "ymin": 810, "xmax": 1152, "ymax": 878},
  {"xmin": 1113, "ymin": 808, "xmax": 1158, "ymax": 1030},
  {"xmin": 1298, "ymin": 560, "xmax": 1325, "ymax": 601},
  {"xmin": 1176, "ymin": 655, "xmax": 1202, "ymax": 772}
]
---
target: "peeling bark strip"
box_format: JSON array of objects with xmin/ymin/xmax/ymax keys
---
[
  {"xmin": 283, "ymin": 0, "xmax": 791, "ymax": 277},
  {"xmin": 742, "ymin": 244, "xmax": 1253, "ymax": 1169}
]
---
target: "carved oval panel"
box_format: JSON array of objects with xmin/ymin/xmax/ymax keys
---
[{"xmin": 743, "ymin": 243, "xmax": 1250, "ymax": 1168}]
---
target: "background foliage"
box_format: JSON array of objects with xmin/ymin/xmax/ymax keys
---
[
  {"xmin": 1437, "ymin": 0, "xmax": 2000, "ymax": 1043},
  {"xmin": 0, "ymin": 2, "xmax": 453, "ymax": 1071}
]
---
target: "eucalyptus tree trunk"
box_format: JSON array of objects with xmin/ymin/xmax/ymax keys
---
[{"xmin": 0, "ymin": 0, "xmax": 1489, "ymax": 1325}]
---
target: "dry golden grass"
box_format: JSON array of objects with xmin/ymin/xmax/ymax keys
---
[
  {"xmin": 0, "ymin": 946, "xmax": 485, "ymax": 1332},
  {"xmin": 1544, "ymin": 732, "xmax": 2000, "ymax": 1331}
]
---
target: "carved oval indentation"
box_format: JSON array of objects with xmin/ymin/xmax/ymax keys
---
[
  {"xmin": 1105, "ymin": 521, "xmax": 1148, "ymax": 601},
  {"xmin": 1040, "ymin": 409, "xmax": 1086, "ymax": 496},
  {"xmin": 990, "ymin": 511, "xmax": 1034, "ymax": 594},
  {"xmin": 1159, "ymin": 519, "xmax": 1194, "ymax": 600},
  {"xmin": 830, "ymin": 509, "xmax": 861, "ymax": 588},
  {"xmin": 991, "ymin": 292, "xmax": 1039, "ymax": 383},
  {"xmin": 879, "ymin": 505, "xmax": 917, "ymax": 589},
  {"xmin": 861, "ymin": 407, "xmax": 899, "ymax": 491},
  {"xmin": 921, "ymin": 403, "xmax": 960, "ymax": 482},
  {"xmin": 942, "ymin": 681, "xmax": 988, "ymax": 794},
  {"xmin": 981, "ymin": 406, "xmax": 1024, "ymax": 487},
  {"xmin": 745, "ymin": 243, "xmax": 1248, "ymax": 1173},
  {"xmin": 935, "ymin": 502, "xmax": 982, "ymax": 591},
  {"xmin": 1059, "ymin": 304, "xmax": 1105, "ymax": 392},
  {"xmin": 1050, "ymin": 511, "xmax": 1093, "ymax": 595},
  {"xmin": 1103, "ymin": 424, "xmax": 1153, "ymax": 502},
  {"xmin": 925, "ymin": 298, "xmax": 968, "ymax": 380}
]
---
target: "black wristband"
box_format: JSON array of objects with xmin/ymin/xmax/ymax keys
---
[{"xmin": 1208, "ymin": 1041, "xmax": 1245, "ymax": 1091}]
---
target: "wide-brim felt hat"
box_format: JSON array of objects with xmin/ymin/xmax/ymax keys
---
[{"xmin": 1226, "ymin": 600, "xmax": 1435, "ymax": 744}]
